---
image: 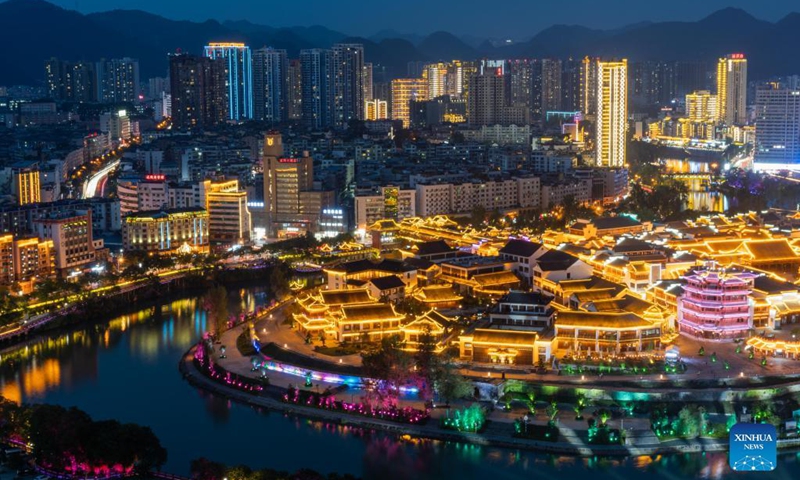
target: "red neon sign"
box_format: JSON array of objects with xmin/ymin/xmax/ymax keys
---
[
  {"xmin": 278, "ymin": 158, "xmax": 300, "ymax": 163},
  {"xmin": 145, "ymin": 174, "xmax": 166, "ymax": 181},
  {"xmin": 730, "ymin": 53, "xmax": 745, "ymax": 60}
]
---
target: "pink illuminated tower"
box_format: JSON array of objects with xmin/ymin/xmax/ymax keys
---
[{"xmin": 677, "ymin": 267, "xmax": 756, "ymax": 339}]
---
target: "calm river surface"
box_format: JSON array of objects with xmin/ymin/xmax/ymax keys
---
[{"xmin": 0, "ymin": 287, "xmax": 797, "ymax": 480}]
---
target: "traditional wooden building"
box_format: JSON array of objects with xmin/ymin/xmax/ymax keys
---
[{"xmin": 412, "ymin": 284, "xmax": 463, "ymax": 309}]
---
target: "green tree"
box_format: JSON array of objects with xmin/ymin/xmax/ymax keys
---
[
  {"xmin": 361, "ymin": 335, "xmax": 413, "ymax": 407},
  {"xmin": 469, "ymin": 205, "xmax": 487, "ymax": 226},
  {"xmin": 203, "ymin": 285, "xmax": 229, "ymax": 335}
]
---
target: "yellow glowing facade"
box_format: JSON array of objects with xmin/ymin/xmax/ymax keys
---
[
  {"xmin": 122, "ymin": 207, "xmax": 210, "ymax": 254},
  {"xmin": 15, "ymin": 168, "xmax": 40, "ymax": 205},
  {"xmin": 716, "ymin": 54, "xmax": 747, "ymax": 125},
  {"xmin": 685, "ymin": 90, "xmax": 718, "ymax": 122},
  {"xmin": 0, "ymin": 234, "xmax": 54, "ymax": 284},
  {"xmin": 365, "ymin": 98, "xmax": 388, "ymax": 120},
  {"xmin": 206, "ymin": 179, "xmax": 252, "ymax": 244},
  {"xmin": 391, "ymin": 78, "xmax": 428, "ymax": 127},
  {"xmin": 594, "ymin": 59, "xmax": 628, "ymax": 168}
]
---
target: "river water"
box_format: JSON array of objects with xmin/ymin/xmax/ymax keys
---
[
  {"xmin": 0, "ymin": 288, "xmax": 797, "ymax": 480},
  {"xmin": 663, "ymin": 157, "xmax": 729, "ymax": 213}
]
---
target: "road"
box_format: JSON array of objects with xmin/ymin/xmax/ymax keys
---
[{"xmin": 82, "ymin": 158, "xmax": 120, "ymax": 199}]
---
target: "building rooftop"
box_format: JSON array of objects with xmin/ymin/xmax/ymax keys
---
[
  {"xmin": 369, "ymin": 275, "xmax": 406, "ymax": 291},
  {"xmin": 555, "ymin": 311, "xmax": 654, "ymax": 329},
  {"xmin": 499, "ymin": 239, "xmax": 543, "ymax": 258},
  {"xmin": 499, "ymin": 291, "xmax": 552, "ymax": 306},
  {"xmin": 536, "ymin": 250, "xmax": 580, "ymax": 271},
  {"xmin": 470, "ymin": 327, "xmax": 539, "ymax": 346},
  {"xmin": 320, "ymin": 289, "xmax": 374, "ymax": 306},
  {"xmin": 414, "ymin": 240, "xmax": 456, "ymax": 256}
]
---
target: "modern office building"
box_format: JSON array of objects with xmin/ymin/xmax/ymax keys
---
[
  {"xmin": 287, "ymin": 59, "xmax": 303, "ymax": 120},
  {"xmin": 391, "ymin": 78, "xmax": 428, "ymax": 127},
  {"xmin": 754, "ymin": 84, "xmax": 800, "ymax": 170},
  {"xmin": 33, "ymin": 211, "xmax": 97, "ymax": 273},
  {"xmin": 685, "ymin": 90, "xmax": 718, "ymax": 122},
  {"xmin": 44, "ymin": 58, "xmax": 97, "ymax": 102},
  {"xmin": 263, "ymin": 132, "xmax": 335, "ymax": 237},
  {"xmin": 505, "ymin": 59, "xmax": 533, "ymax": 118},
  {"xmin": 206, "ymin": 179, "xmax": 252, "ymax": 244},
  {"xmin": 97, "ymin": 57, "xmax": 140, "ymax": 103},
  {"xmin": 467, "ymin": 71, "xmax": 528, "ymax": 126},
  {"xmin": 0, "ymin": 234, "xmax": 55, "ymax": 284},
  {"xmin": 122, "ymin": 208, "xmax": 210, "ymax": 254},
  {"xmin": 332, "ymin": 44, "xmax": 365, "ymax": 127},
  {"xmin": 299, "ymin": 44, "xmax": 364, "ymax": 129},
  {"xmin": 300, "ymin": 48, "xmax": 335, "ymax": 129},
  {"xmin": 538, "ymin": 58, "xmax": 563, "ymax": 118},
  {"xmin": 365, "ymin": 98, "xmax": 388, "ymax": 120},
  {"xmin": 363, "ymin": 62, "xmax": 374, "ymax": 102},
  {"xmin": 204, "ymin": 43, "xmax": 253, "ymax": 121},
  {"xmin": 169, "ymin": 53, "xmax": 228, "ymax": 130},
  {"xmin": 252, "ymin": 47, "xmax": 288, "ymax": 123},
  {"xmin": 716, "ymin": 54, "xmax": 748, "ymax": 125},
  {"xmin": 590, "ymin": 58, "xmax": 628, "ymax": 167},
  {"xmin": 13, "ymin": 167, "xmax": 41, "ymax": 205},
  {"xmin": 354, "ymin": 186, "xmax": 417, "ymax": 230}
]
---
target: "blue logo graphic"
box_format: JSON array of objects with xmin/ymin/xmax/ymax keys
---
[{"xmin": 729, "ymin": 423, "xmax": 777, "ymax": 472}]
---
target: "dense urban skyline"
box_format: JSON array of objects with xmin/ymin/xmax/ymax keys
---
[
  {"xmin": 3, "ymin": 2, "xmax": 800, "ymax": 479},
  {"xmin": 35, "ymin": 0, "xmax": 800, "ymax": 38}
]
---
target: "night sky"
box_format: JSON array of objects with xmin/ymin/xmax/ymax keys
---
[{"xmin": 41, "ymin": 0, "xmax": 800, "ymax": 38}]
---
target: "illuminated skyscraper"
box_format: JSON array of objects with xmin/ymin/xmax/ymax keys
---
[
  {"xmin": 592, "ymin": 58, "xmax": 628, "ymax": 168},
  {"xmin": 252, "ymin": 47, "xmax": 288, "ymax": 123},
  {"xmin": 391, "ymin": 78, "xmax": 428, "ymax": 127},
  {"xmin": 332, "ymin": 43, "xmax": 365, "ymax": 127},
  {"xmin": 97, "ymin": 57, "xmax": 140, "ymax": 103},
  {"xmin": 505, "ymin": 59, "xmax": 533, "ymax": 117},
  {"xmin": 363, "ymin": 62, "xmax": 374, "ymax": 102},
  {"xmin": 169, "ymin": 53, "xmax": 228, "ymax": 130},
  {"xmin": 468, "ymin": 70, "xmax": 529, "ymax": 127},
  {"xmin": 685, "ymin": 90, "xmax": 717, "ymax": 122},
  {"xmin": 13, "ymin": 167, "xmax": 40, "ymax": 205},
  {"xmin": 300, "ymin": 48, "xmax": 335, "ymax": 129},
  {"xmin": 44, "ymin": 58, "xmax": 97, "ymax": 102},
  {"xmin": 365, "ymin": 98, "xmax": 388, "ymax": 120},
  {"xmin": 716, "ymin": 54, "xmax": 748, "ymax": 125},
  {"xmin": 538, "ymin": 58, "xmax": 562, "ymax": 118},
  {"xmin": 204, "ymin": 43, "xmax": 253, "ymax": 121},
  {"xmin": 754, "ymin": 83, "xmax": 800, "ymax": 170},
  {"xmin": 287, "ymin": 59, "xmax": 302, "ymax": 120}
]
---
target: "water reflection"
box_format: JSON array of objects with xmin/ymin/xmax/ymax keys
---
[
  {"xmin": 662, "ymin": 157, "xmax": 729, "ymax": 213},
  {"xmin": 0, "ymin": 287, "xmax": 796, "ymax": 479}
]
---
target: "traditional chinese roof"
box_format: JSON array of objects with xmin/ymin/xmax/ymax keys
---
[
  {"xmin": 404, "ymin": 257, "xmax": 437, "ymax": 271},
  {"xmin": 341, "ymin": 304, "xmax": 403, "ymax": 321},
  {"xmin": 613, "ymin": 238, "xmax": 657, "ymax": 254},
  {"xmin": 327, "ymin": 258, "xmax": 416, "ymax": 274},
  {"xmin": 744, "ymin": 239, "xmax": 800, "ymax": 261},
  {"xmin": 570, "ymin": 289, "xmax": 618, "ymax": 303},
  {"xmin": 414, "ymin": 240, "xmax": 456, "ymax": 256},
  {"xmin": 320, "ymin": 289, "xmax": 375, "ymax": 306},
  {"xmin": 472, "ymin": 271, "xmax": 520, "ymax": 287},
  {"xmin": 499, "ymin": 239, "xmax": 543, "ymax": 257},
  {"xmin": 469, "ymin": 328, "xmax": 539, "ymax": 346},
  {"xmin": 589, "ymin": 216, "xmax": 642, "ymax": 231},
  {"xmin": 500, "ymin": 291, "xmax": 552, "ymax": 306},
  {"xmin": 535, "ymin": 250, "xmax": 580, "ymax": 271},
  {"xmin": 369, "ymin": 275, "xmax": 406, "ymax": 291},
  {"xmin": 555, "ymin": 311, "xmax": 654, "ymax": 329},
  {"xmin": 404, "ymin": 310, "xmax": 454, "ymax": 333},
  {"xmin": 414, "ymin": 285, "xmax": 463, "ymax": 303},
  {"xmin": 752, "ymin": 275, "xmax": 800, "ymax": 295}
]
